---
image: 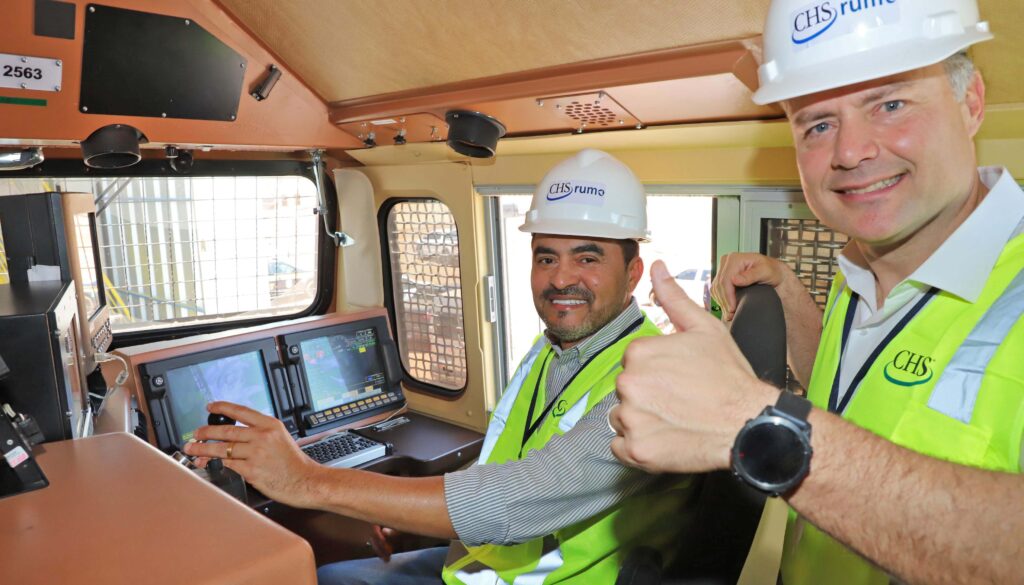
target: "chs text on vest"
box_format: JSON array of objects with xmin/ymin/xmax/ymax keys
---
[{"xmin": 883, "ymin": 349, "xmax": 935, "ymax": 387}]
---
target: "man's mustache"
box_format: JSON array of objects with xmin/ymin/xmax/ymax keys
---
[{"xmin": 543, "ymin": 286, "xmax": 593, "ymax": 302}]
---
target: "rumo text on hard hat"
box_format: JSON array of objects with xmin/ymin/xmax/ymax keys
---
[{"xmin": 792, "ymin": 0, "xmax": 897, "ymax": 45}]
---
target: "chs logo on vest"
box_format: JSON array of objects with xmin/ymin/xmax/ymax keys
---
[
  {"xmin": 791, "ymin": 0, "xmax": 898, "ymax": 45},
  {"xmin": 883, "ymin": 349, "xmax": 934, "ymax": 387},
  {"xmin": 546, "ymin": 180, "xmax": 607, "ymax": 202}
]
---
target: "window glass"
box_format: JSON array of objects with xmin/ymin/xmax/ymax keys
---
[
  {"xmin": 384, "ymin": 199, "xmax": 468, "ymax": 391},
  {"xmin": 0, "ymin": 175, "xmax": 320, "ymax": 331},
  {"xmin": 495, "ymin": 193, "xmax": 714, "ymax": 382}
]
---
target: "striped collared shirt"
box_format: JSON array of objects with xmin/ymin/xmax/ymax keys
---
[{"xmin": 540, "ymin": 299, "xmax": 645, "ymax": 411}]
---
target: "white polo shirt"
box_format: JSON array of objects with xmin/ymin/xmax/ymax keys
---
[{"xmin": 833, "ymin": 167, "xmax": 1024, "ymax": 408}]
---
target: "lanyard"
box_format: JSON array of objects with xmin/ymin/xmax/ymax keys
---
[
  {"xmin": 520, "ymin": 315, "xmax": 645, "ymax": 455},
  {"xmin": 827, "ymin": 287, "xmax": 939, "ymax": 414}
]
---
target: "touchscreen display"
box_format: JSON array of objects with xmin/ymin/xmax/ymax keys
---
[
  {"xmin": 165, "ymin": 351, "xmax": 275, "ymax": 442},
  {"xmin": 301, "ymin": 327, "xmax": 387, "ymax": 412}
]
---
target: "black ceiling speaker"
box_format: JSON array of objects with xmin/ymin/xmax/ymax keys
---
[
  {"xmin": 81, "ymin": 124, "xmax": 148, "ymax": 169},
  {"xmin": 445, "ymin": 110, "xmax": 506, "ymax": 158}
]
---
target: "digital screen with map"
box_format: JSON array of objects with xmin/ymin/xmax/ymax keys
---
[
  {"xmin": 301, "ymin": 327, "xmax": 386, "ymax": 412},
  {"xmin": 165, "ymin": 351, "xmax": 275, "ymax": 442}
]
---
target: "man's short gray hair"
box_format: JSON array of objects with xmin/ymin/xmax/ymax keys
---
[{"xmin": 943, "ymin": 52, "xmax": 976, "ymax": 102}]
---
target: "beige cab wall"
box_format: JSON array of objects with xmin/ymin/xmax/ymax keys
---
[{"xmin": 354, "ymin": 163, "xmax": 496, "ymax": 433}]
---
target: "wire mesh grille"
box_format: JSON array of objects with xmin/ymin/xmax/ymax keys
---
[
  {"xmin": 764, "ymin": 218, "xmax": 849, "ymax": 309},
  {"xmin": 386, "ymin": 199, "xmax": 467, "ymax": 390},
  {"xmin": 0, "ymin": 175, "xmax": 319, "ymax": 332}
]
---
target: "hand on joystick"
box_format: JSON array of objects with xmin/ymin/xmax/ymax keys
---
[{"xmin": 206, "ymin": 411, "xmax": 237, "ymax": 471}]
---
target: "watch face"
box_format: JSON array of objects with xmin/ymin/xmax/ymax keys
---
[{"xmin": 733, "ymin": 421, "xmax": 809, "ymax": 488}]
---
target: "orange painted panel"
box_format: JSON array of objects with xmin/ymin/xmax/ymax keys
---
[{"xmin": 0, "ymin": 0, "xmax": 360, "ymax": 151}]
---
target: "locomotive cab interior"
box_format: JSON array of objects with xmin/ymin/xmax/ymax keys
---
[{"xmin": 0, "ymin": 1, "xmax": 1021, "ymax": 583}]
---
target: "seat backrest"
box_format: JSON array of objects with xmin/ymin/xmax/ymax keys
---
[{"xmin": 617, "ymin": 284, "xmax": 786, "ymax": 585}]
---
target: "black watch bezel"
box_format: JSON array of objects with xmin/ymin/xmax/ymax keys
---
[{"xmin": 731, "ymin": 392, "xmax": 813, "ymax": 496}]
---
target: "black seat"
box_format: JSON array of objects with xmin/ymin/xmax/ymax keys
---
[{"xmin": 617, "ymin": 284, "xmax": 787, "ymax": 585}]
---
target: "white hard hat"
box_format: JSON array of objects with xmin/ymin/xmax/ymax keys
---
[
  {"xmin": 520, "ymin": 149, "xmax": 649, "ymax": 242},
  {"xmin": 753, "ymin": 0, "xmax": 993, "ymax": 105}
]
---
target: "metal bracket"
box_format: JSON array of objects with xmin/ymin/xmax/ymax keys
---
[
  {"xmin": 309, "ymin": 149, "xmax": 356, "ymax": 248},
  {"xmin": 483, "ymin": 274, "xmax": 498, "ymax": 323}
]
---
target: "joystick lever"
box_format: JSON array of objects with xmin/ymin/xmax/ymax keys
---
[
  {"xmin": 199, "ymin": 411, "xmax": 247, "ymax": 503},
  {"xmin": 208, "ymin": 412, "xmax": 237, "ymax": 426}
]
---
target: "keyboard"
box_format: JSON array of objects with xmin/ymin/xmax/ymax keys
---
[{"xmin": 301, "ymin": 431, "xmax": 387, "ymax": 469}]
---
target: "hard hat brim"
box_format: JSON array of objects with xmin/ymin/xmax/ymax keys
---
[
  {"xmin": 519, "ymin": 219, "xmax": 650, "ymax": 243},
  {"xmin": 753, "ymin": 29, "xmax": 993, "ymax": 105}
]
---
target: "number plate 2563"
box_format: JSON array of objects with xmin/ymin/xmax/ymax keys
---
[{"xmin": 0, "ymin": 53, "xmax": 63, "ymax": 92}]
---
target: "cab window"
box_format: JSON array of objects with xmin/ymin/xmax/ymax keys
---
[
  {"xmin": 381, "ymin": 198, "xmax": 468, "ymax": 393},
  {"xmin": 0, "ymin": 170, "xmax": 323, "ymax": 333}
]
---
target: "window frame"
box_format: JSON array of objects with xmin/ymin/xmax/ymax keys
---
[
  {"xmin": 377, "ymin": 196, "xmax": 468, "ymax": 398},
  {"xmin": 3, "ymin": 158, "xmax": 337, "ymax": 347}
]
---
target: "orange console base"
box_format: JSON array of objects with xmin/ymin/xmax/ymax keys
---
[{"xmin": 0, "ymin": 433, "xmax": 316, "ymax": 585}]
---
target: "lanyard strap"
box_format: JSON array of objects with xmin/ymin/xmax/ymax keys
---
[
  {"xmin": 828, "ymin": 287, "xmax": 939, "ymax": 414},
  {"xmin": 520, "ymin": 315, "xmax": 646, "ymax": 454}
]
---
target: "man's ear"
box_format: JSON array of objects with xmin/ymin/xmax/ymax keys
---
[
  {"xmin": 962, "ymin": 71, "xmax": 986, "ymax": 139},
  {"xmin": 626, "ymin": 255, "xmax": 644, "ymax": 294}
]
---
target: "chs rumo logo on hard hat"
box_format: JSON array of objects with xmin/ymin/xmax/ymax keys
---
[
  {"xmin": 546, "ymin": 181, "xmax": 607, "ymax": 205},
  {"xmin": 754, "ymin": 0, "xmax": 992, "ymax": 105},
  {"xmin": 790, "ymin": 0, "xmax": 899, "ymax": 46}
]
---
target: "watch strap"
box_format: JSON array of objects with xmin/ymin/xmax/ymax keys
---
[{"xmin": 775, "ymin": 390, "xmax": 812, "ymax": 422}]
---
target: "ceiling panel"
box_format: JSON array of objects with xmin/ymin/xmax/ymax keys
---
[{"xmin": 217, "ymin": 0, "xmax": 770, "ymax": 103}]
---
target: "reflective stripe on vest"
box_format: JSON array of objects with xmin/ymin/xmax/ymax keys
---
[
  {"xmin": 929, "ymin": 265, "xmax": 1024, "ymax": 423},
  {"xmin": 443, "ymin": 316, "xmax": 693, "ymax": 585},
  {"xmin": 781, "ymin": 233, "xmax": 1024, "ymax": 585}
]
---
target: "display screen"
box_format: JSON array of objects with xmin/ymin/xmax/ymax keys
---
[
  {"xmin": 73, "ymin": 212, "xmax": 105, "ymax": 319},
  {"xmin": 301, "ymin": 327, "xmax": 387, "ymax": 412},
  {"xmin": 165, "ymin": 350, "xmax": 275, "ymax": 442}
]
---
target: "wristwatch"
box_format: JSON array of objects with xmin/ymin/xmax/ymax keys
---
[{"xmin": 731, "ymin": 391, "xmax": 813, "ymax": 496}]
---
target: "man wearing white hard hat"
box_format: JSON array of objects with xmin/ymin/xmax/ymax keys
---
[
  {"xmin": 187, "ymin": 149, "xmax": 695, "ymax": 584},
  {"xmin": 610, "ymin": 1, "xmax": 1024, "ymax": 584}
]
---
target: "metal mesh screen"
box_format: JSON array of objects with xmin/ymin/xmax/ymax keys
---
[
  {"xmin": 386, "ymin": 199, "xmax": 467, "ymax": 391},
  {"xmin": 0, "ymin": 175, "xmax": 319, "ymax": 332},
  {"xmin": 764, "ymin": 218, "xmax": 849, "ymax": 309}
]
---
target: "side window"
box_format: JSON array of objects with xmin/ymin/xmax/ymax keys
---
[
  {"xmin": 491, "ymin": 193, "xmax": 714, "ymax": 386},
  {"xmin": 382, "ymin": 198, "xmax": 468, "ymax": 392},
  {"xmin": 0, "ymin": 174, "xmax": 322, "ymax": 332}
]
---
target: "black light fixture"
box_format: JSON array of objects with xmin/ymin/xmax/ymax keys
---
[
  {"xmin": 81, "ymin": 124, "xmax": 147, "ymax": 169},
  {"xmin": 445, "ymin": 110, "xmax": 506, "ymax": 158}
]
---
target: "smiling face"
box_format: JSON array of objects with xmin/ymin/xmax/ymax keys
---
[
  {"xmin": 530, "ymin": 234, "xmax": 643, "ymax": 349},
  {"xmin": 786, "ymin": 63, "xmax": 986, "ymax": 253}
]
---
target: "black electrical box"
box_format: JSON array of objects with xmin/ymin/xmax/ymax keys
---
[{"xmin": 0, "ymin": 281, "xmax": 90, "ymax": 442}]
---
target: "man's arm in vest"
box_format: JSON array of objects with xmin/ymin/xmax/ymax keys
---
[
  {"xmin": 612, "ymin": 262, "xmax": 1024, "ymax": 585},
  {"xmin": 710, "ymin": 252, "xmax": 822, "ymax": 386},
  {"xmin": 185, "ymin": 401, "xmax": 458, "ymax": 540}
]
